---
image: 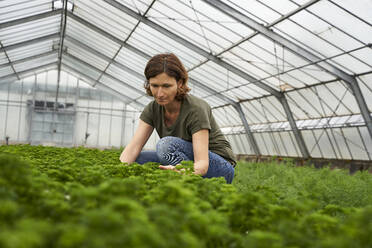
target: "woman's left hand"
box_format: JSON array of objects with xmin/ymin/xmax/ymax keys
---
[
  {"xmin": 158, "ymin": 165, "xmax": 176, "ymax": 170},
  {"xmin": 159, "ymin": 164, "xmax": 185, "ymax": 173}
]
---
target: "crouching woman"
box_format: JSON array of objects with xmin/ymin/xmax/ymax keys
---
[{"xmin": 120, "ymin": 53, "xmax": 236, "ymax": 183}]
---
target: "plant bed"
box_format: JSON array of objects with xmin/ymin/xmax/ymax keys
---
[{"xmin": 1, "ymin": 145, "xmax": 372, "ymax": 247}]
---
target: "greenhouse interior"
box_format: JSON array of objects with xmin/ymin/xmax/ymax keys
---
[
  {"xmin": 1, "ymin": 0, "xmax": 372, "ymax": 163},
  {"xmin": 1, "ymin": 0, "xmax": 372, "ymax": 247}
]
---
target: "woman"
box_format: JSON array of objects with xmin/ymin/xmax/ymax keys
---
[{"xmin": 120, "ymin": 53, "xmax": 236, "ymax": 183}]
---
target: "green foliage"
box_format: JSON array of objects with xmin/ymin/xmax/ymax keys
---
[
  {"xmin": 234, "ymin": 161, "xmax": 372, "ymax": 208},
  {"xmin": 1, "ymin": 145, "xmax": 372, "ymax": 247}
]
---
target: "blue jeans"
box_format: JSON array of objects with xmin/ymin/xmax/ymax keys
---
[{"xmin": 135, "ymin": 136, "xmax": 235, "ymax": 184}]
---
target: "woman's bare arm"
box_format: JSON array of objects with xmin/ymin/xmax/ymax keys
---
[
  {"xmin": 191, "ymin": 129, "xmax": 209, "ymax": 175},
  {"xmin": 120, "ymin": 120, "xmax": 154, "ymax": 164}
]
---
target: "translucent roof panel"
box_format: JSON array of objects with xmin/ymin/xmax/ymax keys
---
[
  {"xmin": 116, "ymin": 0, "xmax": 154, "ymax": 15},
  {"xmin": 147, "ymin": 0, "xmax": 253, "ymax": 54},
  {"xmin": 0, "ymin": 52, "xmax": 7, "ymax": 65},
  {"xmin": 221, "ymin": 0, "xmax": 299, "ymax": 25},
  {"xmin": 330, "ymin": 0, "xmax": 372, "ymax": 24},
  {"xmin": 13, "ymin": 52, "xmax": 58, "ymax": 72},
  {"xmin": 2, "ymin": 63, "xmax": 57, "ymax": 82},
  {"xmin": 6, "ymin": 40, "xmax": 57, "ymax": 61},
  {"xmin": 212, "ymin": 105, "xmax": 242, "ymax": 128},
  {"xmin": 306, "ymin": 1, "xmax": 372, "ymax": 45},
  {"xmin": 190, "ymin": 60, "xmax": 269, "ymax": 101},
  {"xmin": 351, "ymin": 48, "xmax": 372, "ymax": 69},
  {"xmin": 330, "ymin": 54, "xmax": 371, "ymax": 75},
  {"xmin": 100, "ymin": 74, "xmax": 143, "ymax": 100},
  {"xmin": 128, "ymin": 22, "xmax": 205, "ymax": 68},
  {"xmin": 187, "ymin": 79, "xmax": 229, "ymax": 107},
  {"xmin": 289, "ymin": 9, "xmax": 362, "ymax": 52},
  {"xmin": 65, "ymin": 39, "xmax": 109, "ymax": 71},
  {"xmin": 115, "ymin": 47, "xmax": 148, "ymax": 75},
  {"xmin": 0, "ymin": 66, "xmax": 14, "ymax": 78},
  {"xmin": 66, "ymin": 17, "xmax": 120, "ymax": 58},
  {"xmin": 105, "ymin": 64, "xmax": 146, "ymax": 95},
  {"xmin": 226, "ymin": 35, "xmax": 338, "ymax": 87},
  {"xmin": 62, "ymin": 54, "xmax": 102, "ymax": 80},
  {"xmin": 272, "ymin": 0, "xmax": 372, "ymax": 77},
  {"xmin": 285, "ymin": 81, "xmax": 360, "ymax": 120},
  {"xmin": 240, "ymin": 96, "xmax": 287, "ymax": 125},
  {"xmin": 74, "ymin": 0, "xmax": 139, "ymax": 41},
  {"xmin": 0, "ymin": 15, "xmax": 60, "ymax": 46},
  {"xmin": 0, "ymin": 0, "xmax": 51, "ymax": 23}
]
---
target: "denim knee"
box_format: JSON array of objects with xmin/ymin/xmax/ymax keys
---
[
  {"xmin": 156, "ymin": 136, "xmax": 174, "ymax": 154},
  {"xmin": 156, "ymin": 136, "xmax": 191, "ymax": 165},
  {"xmin": 156, "ymin": 136, "xmax": 176, "ymax": 164}
]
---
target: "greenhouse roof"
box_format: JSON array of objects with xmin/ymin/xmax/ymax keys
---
[{"xmin": 0, "ymin": 0, "xmax": 371, "ymax": 158}]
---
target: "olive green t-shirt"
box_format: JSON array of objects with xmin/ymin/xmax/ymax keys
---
[{"xmin": 140, "ymin": 95, "xmax": 236, "ymax": 165}]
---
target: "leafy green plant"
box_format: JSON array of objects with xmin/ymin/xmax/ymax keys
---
[{"xmin": 1, "ymin": 145, "xmax": 372, "ymax": 247}]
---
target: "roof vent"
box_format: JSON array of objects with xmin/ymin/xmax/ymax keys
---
[{"xmin": 53, "ymin": 0, "xmax": 74, "ymax": 11}]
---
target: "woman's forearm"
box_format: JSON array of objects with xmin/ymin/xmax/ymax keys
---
[
  {"xmin": 193, "ymin": 160, "xmax": 209, "ymax": 176},
  {"xmin": 120, "ymin": 144, "xmax": 141, "ymax": 164}
]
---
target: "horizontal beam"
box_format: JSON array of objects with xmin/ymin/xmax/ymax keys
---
[
  {"xmin": 0, "ymin": 33, "xmax": 60, "ymax": 52},
  {"xmin": 0, "ymin": 62, "xmax": 57, "ymax": 82},
  {"xmin": 0, "ymin": 50, "xmax": 57, "ymax": 69},
  {"xmin": 0, "ymin": 10, "xmax": 60, "ymax": 29}
]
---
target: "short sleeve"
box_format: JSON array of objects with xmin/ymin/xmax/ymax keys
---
[
  {"xmin": 139, "ymin": 102, "xmax": 154, "ymax": 127},
  {"xmin": 189, "ymin": 103, "xmax": 212, "ymax": 135}
]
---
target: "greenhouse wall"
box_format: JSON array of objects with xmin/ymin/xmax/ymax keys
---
[
  {"xmin": 0, "ymin": 71, "xmax": 159, "ymax": 150},
  {"xmin": 1, "ymin": 69, "xmax": 371, "ymax": 161}
]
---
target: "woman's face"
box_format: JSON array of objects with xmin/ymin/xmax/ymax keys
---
[{"xmin": 149, "ymin": 72, "xmax": 180, "ymax": 106}]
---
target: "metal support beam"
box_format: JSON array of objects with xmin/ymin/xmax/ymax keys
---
[
  {"xmin": 233, "ymin": 103, "xmax": 260, "ymax": 155},
  {"xmin": 203, "ymin": 0, "xmax": 372, "ymax": 143},
  {"xmin": 0, "ymin": 41, "xmax": 20, "ymax": 80},
  {"xmin": 0, "ymin": 33, "xmax": 60, "ymax": 53},
  {"xmin": 0, "ymin": 10, "xmax": 60, "ymax": 30},
  {"xmin": 55, "ymin": 0, "xmax": 68, "ymax": 110},
  {"xmin": 278, "ymin": 93, "xmax": 310, "ymax": 158},
  {"xmin": 349, "ymin": 81, "xmax": 372, "ymax": 139}
]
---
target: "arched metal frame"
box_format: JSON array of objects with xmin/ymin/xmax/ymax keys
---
[{"xmin": 0, "ymin": 0, "xmax": 371, "ymax": 159}]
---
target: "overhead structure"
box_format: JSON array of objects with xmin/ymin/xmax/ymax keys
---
[{"xmin": 0, "ymin": 0, "xmax": 371, "ymax": 161}]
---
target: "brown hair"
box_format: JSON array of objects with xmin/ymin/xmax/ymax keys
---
[{"xmin": 144, "ymin": 53, "xmax": 190, "ymax": 101}]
